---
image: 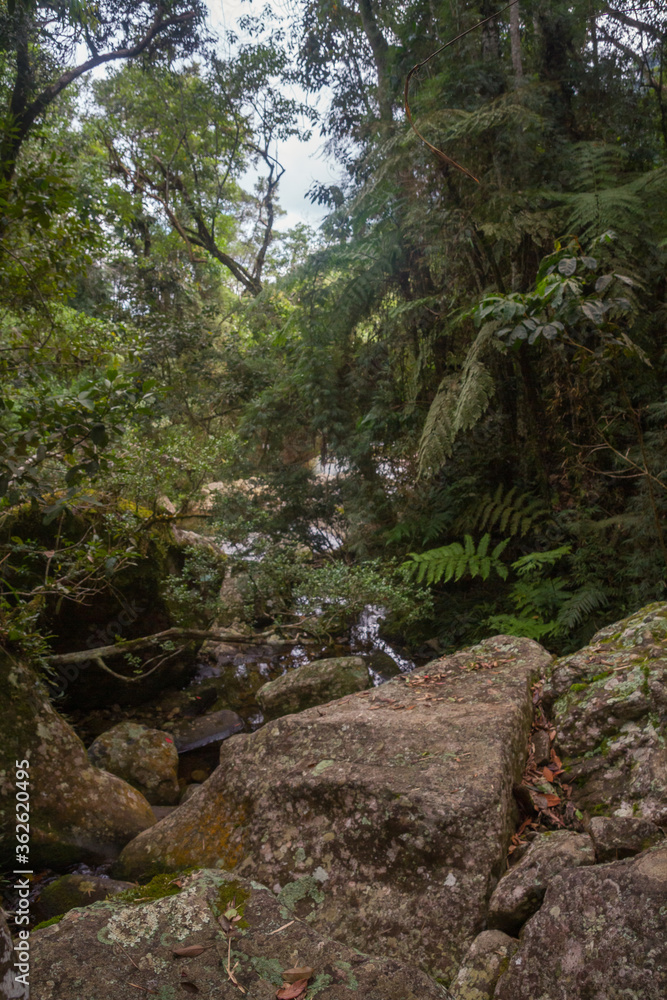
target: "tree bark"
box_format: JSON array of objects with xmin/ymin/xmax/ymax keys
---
[
  {"xmin": 510, "ymin": 1, "xmax": 524, "ymax": 80},
  {"xmin": 358, "ymin": 0, "xmax": 393, "ymax": 123}
]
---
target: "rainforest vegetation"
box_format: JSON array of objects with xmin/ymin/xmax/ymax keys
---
[{"xmin": 2, "ymin": 0, "xmax": 667, "ymax": 665}]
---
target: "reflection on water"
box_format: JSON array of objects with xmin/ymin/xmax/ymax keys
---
[{"xmin": 188, "ymin": 604, "xmax": 415, "ymax": 731}]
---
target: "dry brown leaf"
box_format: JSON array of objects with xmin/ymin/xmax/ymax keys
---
[
  {"xmin": 172, "ymin": 945, "xmax": 208, "ymax": 957},
  {"xmin": 276, "ymin": 981, "xmax": 309, "ymax": 1000},
  {"xmin": 180, "ymin": 983, "xmax": 199, "ymax": 994},
  {"xmin": 545, "ymin": 793, "xmax": 561, "ymax": 807},
  {"xmin": 282, "ymin": 966, "xmax": 314, "ymax": 984}
]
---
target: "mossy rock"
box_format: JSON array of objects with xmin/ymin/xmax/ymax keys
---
[
  {"xmin": 256, "ymin": 656, "xmax": 371, "ymax": 719},
  {"xmin": 0, "ymin": 646, "xmax": 155, "ymax": 870},
  {"xmin": 31, "ymin": 869, "xmax": 446, "ymax": 999}
]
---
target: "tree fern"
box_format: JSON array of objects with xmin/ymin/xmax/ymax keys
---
[
  {"xmin": 547, "ymin": 143, "xmax": 667, "ymax": 240},
  {"xmin": 404, "ymin": 533, "xmax": 510, "ymax": 585},
  {"xmin": 418, "ymin": 323, "xmax": 496, "ymax": 477}
]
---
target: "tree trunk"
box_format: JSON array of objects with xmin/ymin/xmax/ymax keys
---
[{"xmin": 510, "ymin": 1, "xmax": 523, "ymax": 80}]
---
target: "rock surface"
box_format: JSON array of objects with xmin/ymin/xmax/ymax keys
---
[
  {"xmin": 35, "ymin": 874, "xmax": 135, "ymax": 922},
  {"xmin": 493, "ymin": 845, "xmax": 667, "ymax": 999},
  {"xmin": 0, "ymin": 647, "xmax": 155, "ymax": 869},
  {"xmin": 1, "ymin": 908, "xmax": 28, "ymax": 999},
  {"xmin": 256, "ymin": 656, "xmax": 371, "ymax": 719},
  {"xmin": 31, "ymin": 868, "xmax": 448, "ymax": 1000},
  {"xmin": 450, "ymin": 930, "xmax": 517, "ymax": 1000},
  {"xmin": 488, "ymin": 831, "xmax": 595, "ymax": 933},
  {"xmin": 588, "ymin": 814, "xmax": 664, "ymax": 862},
  {"xmin": 170, "ymin": 709, "xmax": 245, "ymax": 752},
  {"xmin": 88, "ymin": 722, "xmax": 180, "ymax": 805},
  {"xmin": 117, "ymin": 636, "xmax": 551, "ymax": 982},
  {"xmin": 545, "ymin": 602, "xmax": 667, "ymax": 824}
]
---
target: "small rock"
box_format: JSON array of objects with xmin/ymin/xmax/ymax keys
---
[
  {"xmin": 365, "ymin": 649, "xmax": 402, "ymax": 682},
  {"xmin": 450, "ymin": 930, "xmax": 518, "ymax": 1000},
  {"xmin": 189, "ymin": 768, "xmax": 210, "ymax": 783},
  {"xmin": 179, "ymin": 784, "xmax": 202, "ymax": 805},
  {"xmin": 257, "ymin": 655, "xmax": 371, "ymax": 719},
  {"xmin": 531, "ymin": 728, "xmax": 551, "ymax": 767},
  {"xmin": 169, "ymin": 709, "xmax": 244, "ymax": 753},
  {"xmin": 588, "ymin": 815, "xmax": 664, "ymax": 862},
  {"xmin": 88, "ymin": 722, "xmax": 180, "ymax": 805},
  {"xmin": 488, "ymin": 830, "xmax": 595, "ymax": 933},
  {"xmin": 35, "ymin": 874, "xmax": 135, "ymax": 922}
]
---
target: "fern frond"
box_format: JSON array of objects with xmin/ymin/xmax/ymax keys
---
[
  {"xmin": 403, "ymin": 533, "xmax": 509, "ymax": 585},
  {"xmin": 555, "ymin": 586, "xmax": 609, "ymax": 632},
  {"xmin": 470, "ymin": 484, "xmax": 552, "ymax": 538},
  {"xmin": 418, "ymin": 324, "xmax": 496, "ymax": 477},
  {"xmin": 512, "ymin": 545, "xmax": 572, "ymax": 577}
]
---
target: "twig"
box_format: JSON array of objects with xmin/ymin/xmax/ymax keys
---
[{"xmin": 267, "ymin": 920, "xmax": 295, "ymax": 935}]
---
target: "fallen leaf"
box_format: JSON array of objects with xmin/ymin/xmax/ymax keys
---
[
  {"xmin": 276, "ymin": 981, "xmax": 309, "ymax": 999},
  {"xmin": 545, "ymin": 793, "xmax": 561, "ymax": 807},
  {"xmin": 173, "ymin": 945, "xmax": 208, "ymax": 957},
  {"xmin": 180, "ymin": 983, "xmax": 199, "ymax": 994},
  {"xmin": 282, "ymin": 966, "xmax": 314, "ymax": 984}
]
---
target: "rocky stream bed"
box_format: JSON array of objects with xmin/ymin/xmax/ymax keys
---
[{"xmin": 2, "ymin": 602, "xmax": 667, "ymax": 999}]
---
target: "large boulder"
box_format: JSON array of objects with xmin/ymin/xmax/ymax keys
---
[
  {"xmin": 88, "ymin": 722, "xmax": 180, "ymax": 805},
  {"xmin": 256, "ymin": 656, "xmax": 371, "ymax": 719},
  {"xmin": 487, "ymin": 831, "xmax": 595, "ymax": 933},
  {"xmin": 544, "ymin": 602, "xmax": 667, "ymax": 824},
  {"xmin": 31, "ymin": 868, "xmax": 448, "ymax": 1000},
  {"xmin": 117, "ymin": 636, "xmax": 552, "ymax": 983},
  {"xmin": 493, "ymin": 845, "xmax": 667, "ymax": 999},
  {"xmin": 0, "ymin": 648, "xmax": 155, "ymax": 869}
]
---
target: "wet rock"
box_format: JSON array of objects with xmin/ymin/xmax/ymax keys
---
[
  {"xmin": 170, "ymin": 709, "xmax": 245, "ymax": 752},
  {"xmin": 256, "ymin": 655, "xmax": 371, "ymax": 719},
  {"xmin": 88, "ymin": 722, "xmax": 180, "ymax": 805},
  {"xmin": 450, "ymin": 930, "xmax": 517, "ymax": 1000},
  {"xmin": 31, "ymin": 868, "xmax": 448, "ymax": 1000},
  {"xmin": 588, "ymin": 814, "xmax": 664, "ymax": 862},
  {"xmin": 1, "ymin": 908, "xmax": 28, "ymax": 999},
  {"xmin": 494, "ymin": 845, "xmax": 667, "ymax": 1000},
  {"xmin": 117, "ymin": 636, "xmax": 551, "ymax": 982},
  {"xmin": 365, "ymin": 649, "xmax": 402, "ymax": 682},
  {"xmin": 544, "ymin": 602, "xmax": 667, "ymax": 824},
  {"xmin": 488, "ymin": 831, "xmax": 595, "ymax": 933},
  {"xmin": 35, "ymin": 873, "xmax": 135, "ymax": 922},
  {"xmin": 0, "ymin": 647, "xmax": 155, "ymax": 869}
]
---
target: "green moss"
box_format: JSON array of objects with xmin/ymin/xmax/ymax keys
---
[
  {"xmin": 590, "ymin": 803, "xmax": 610, "ymax": 816},
  {"xmin": 249, "ymin": 956, "xmax": 284, "ymax": 986},
  {"xmin": 210, "ymin": 878, "xmax": 250, "ymax": 930},
  {"xmin": 278, "ymin": 876, "xmax": 325, "ymax": 912},
  {"xmin": 583, "ymin": 737, "xmax": 610, "ymax": 760},
  {"xmin": 113, "ymin": 870, "xmax": 194, "ymax": 905},
  {"xmin": 306, "ymin": 973, "xmax": 334, "ymax": 996},
  {"xmin": 33, "ymin": 913, "xmax": 65, "ymax": 931},
  {"xmin": 570, "ymin": 683, "xmax": 589, "ymax": 692}
]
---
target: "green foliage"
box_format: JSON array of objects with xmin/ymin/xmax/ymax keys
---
[
  {"xmin": 404, "ymin": 534, "xmax": 510, "ymax": 585},
  {"xmin": 469, "ymin": 485, "xmax": 551, "ymax": 539}
]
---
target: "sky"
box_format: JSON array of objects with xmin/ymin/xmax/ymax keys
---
[{"xmin": 207, "ymin": 0, "xmax": 338, "ymax": 231}]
